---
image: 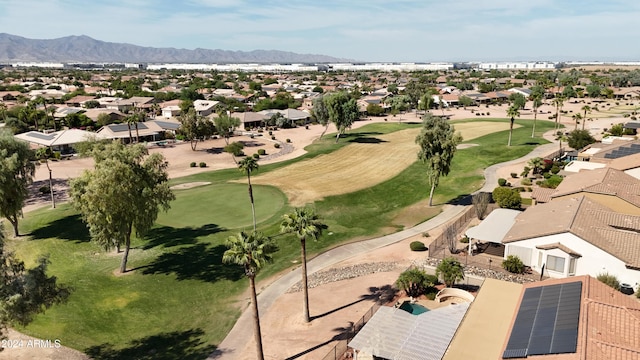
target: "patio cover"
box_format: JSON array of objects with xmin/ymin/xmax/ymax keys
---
[
  {"xmin": 15, "ymin": 129, "xmax": 106, "ymax": 147},
  {"xmin": 349, "ymin": 302, "xmax": 470, "ymax": 360},
  {"xmin": 465, "ymin": 208, "xmax": 521, "ymax": 244}
]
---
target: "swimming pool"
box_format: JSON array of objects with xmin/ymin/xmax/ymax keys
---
[{"xmin": 399, "ymin": 301, "xmax": 430, "ymax": 315}]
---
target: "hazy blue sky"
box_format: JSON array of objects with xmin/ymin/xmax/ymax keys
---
[{"xmin": 1, "ymin": 0, "xmax": 639, "ymax": 62}]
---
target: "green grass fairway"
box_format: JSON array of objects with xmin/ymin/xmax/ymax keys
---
[
  {"xmin": 156, "ymin": 183, "xmax": 286, "ymax": 229},
  {"xmin": 7, "ymin": 117, "xmax": 558, "ymax": 356}
]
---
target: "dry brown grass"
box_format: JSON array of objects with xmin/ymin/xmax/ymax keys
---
[{"xmin": 249, "ymin": 122, "xmax": 519, "ymax": 206}]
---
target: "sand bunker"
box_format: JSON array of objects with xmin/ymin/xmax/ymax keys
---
[{"xmin": 170, "ymin": 181, "xmax": 211, "ymax": 190}]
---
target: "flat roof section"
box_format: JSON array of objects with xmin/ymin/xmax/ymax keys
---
[{"xmin": 443, "ymin": 278, "xmax": 522, "ymax": 360}]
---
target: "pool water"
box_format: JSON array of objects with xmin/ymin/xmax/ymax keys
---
[{"xmin": 399, "ymin": 302, "xmax": 430, "ymax": 315}]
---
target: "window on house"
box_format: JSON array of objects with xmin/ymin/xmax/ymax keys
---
[
  {"xmin": 568, "ymin": 257, "xmax": 576, "ymax": 275},
  {"xmin": 546, "ymin": 255, "xmax": 565, "ymax": 273}
]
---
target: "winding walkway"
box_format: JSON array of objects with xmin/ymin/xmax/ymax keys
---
[{"xmin": 210, "ymin": 129, "xmax": 560, "ymax": 360}]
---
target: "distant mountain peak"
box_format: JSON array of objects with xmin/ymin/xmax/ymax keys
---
[{"xmin": 0, "ymin": 33, "xmax": 352, "ymax": 63}]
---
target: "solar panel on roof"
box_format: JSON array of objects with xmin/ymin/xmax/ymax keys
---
[
  {"xmin": 27, "ymin": 132, "xmax": 56, "ymax": 141},
  {"xmin": 109, "ymin": 123, "xmax": 148, "ymax": 133},
  {"xmin": 503, "ymin": 281, "xmax": 582, "ymax": 359}
]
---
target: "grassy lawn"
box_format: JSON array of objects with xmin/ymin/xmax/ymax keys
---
[{"xmin": 7, "ymin": 117, "xmax": 556, "ymax": 357}]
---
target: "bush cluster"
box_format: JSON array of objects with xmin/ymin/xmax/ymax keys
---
[
  {"xmin": 409, "ymin": 241, "xmax": 427, "ymax": 251},
  {"xmin": 492, "ymin": 187, "xmax": 522, "ymax": 209},
  {"xmin": 190, "ymin": 162, "xmax": 197, "ymax": 168},
  {"xmin": 257, "ymin": 149, "xmax": 266, "ymax": 155},
  {"xmin": 597, "ymin": 272, "xmax": 620, "ymax": 290},
  {"xmin": 502, "ymin": 255, "xmax": 525, "ymax": 274},
  {"xmin": 274, "ymin": 143, "xmax": 281, "ymax": 149},
  {"xmin": 498, "ymin": 178, "xmax": 508, "ymax": 186},
  {"xmin": 199, "ymin": 162, "xmax": 206, "ymax": 168}
]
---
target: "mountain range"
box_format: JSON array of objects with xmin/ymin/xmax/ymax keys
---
[{"xmin": 0, "ymin": 33, "xmax": 351, "ymax": 64}]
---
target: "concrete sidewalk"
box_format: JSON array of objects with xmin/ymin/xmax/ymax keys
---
[{"xmin": 210, "ymin": 129, "xmax": 561, "ymax": 360}]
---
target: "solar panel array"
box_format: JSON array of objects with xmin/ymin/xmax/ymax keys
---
[
  {"xmin": 503, "ymin": 281, "xmax": 582, "ymax": 359},
  {"xmin": 603, "ymin": 143, "xmax": 640, "ymax": 159},
  {"xmin": 27, "ymin": 132, "xmax": 56, "ymax": 141},
  {"xmin": 109, "ymin": 123, "xmax": 149, "ymax": 133}
]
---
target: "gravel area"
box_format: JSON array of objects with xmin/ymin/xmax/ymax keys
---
[
  {"xmin": 415, "ymin": 257, "xmax": 540, "ymax": 284},
  {"xmin": 286, "ymin": 262, "xmax": 401, "ymax": 293}
]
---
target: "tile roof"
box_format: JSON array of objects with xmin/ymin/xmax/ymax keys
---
[
  {"xmin": 503, "ymin": 196, "xmax": 640, "ymax": 268},
  {"xmin": 535, "ymin": 242, "xmax": 582, "ymax": 257}
]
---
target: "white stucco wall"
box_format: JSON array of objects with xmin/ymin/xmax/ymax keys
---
[{"xmin": 505, "ymin": 233, "xmax": 639, "ymax": 290}]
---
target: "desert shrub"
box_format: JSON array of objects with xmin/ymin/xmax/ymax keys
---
[
  {"xmin": 257, "ymin": 149, "xmax": 266, "ymax": 155},
  {"xmin": 539, "ymin": 174, "xmax": 563, "ymax": 189},
  {"xmin": 409, "ymin": 241, "xmax": 427, "ymax": 252},
  {"xmin": 190, "ymin": 162, "xmax": 197, "ymax": 168},
  {"xmin": 38, "ymin": 185, "xmax": 50, "ymax": 195},
  {"xmin": 636, "ymin": 287, "xmax": 640, "ymax": 299},
  {"xmin": 422, "ymin": 232, "xmax": 430, "ymax": 237},
  {"xmin": 597, "ymin": 272, "xmax": 620, "ymax": 290},
  {"xmin": 286, "ymin": 138, "xmax": 291, "ymax": 143},
  {"xmin": 498, "ymin": 178, "xmax": 507, "ymax": 186},
  {"xmin": 521, "ymin": 178, "xmax": 532, "ymax": 186},
  {"xmin": 271, "ymin": 136, "xmax": 276, "ymax": 140},
  {"xmin": 199, "ymin": 162, "xmax": 206, "ymax": 168},
  {"xmin": 252, "ymin": 153, "xmax": 260, "ymax": 159},
  {"xmin": 486, "ymin": 112, "xmax": 490, "ymax": 116},
  {"xmin": 274, "ymin": 143, "xmax": 280, "ymax": 149},
  {"xmin": 510, "ymin": 172, "xmax": 518, "ymax": 178},
  {"xmin": 502, "ymin": 255, "xmax": 525, "ymax": 274},
  {"xmin": 305, "ymin": 125, "xmax": 309, "ymax": 129},
  {"xmin": 268, "ymin": 131, "xmax": 273, "ymax": 135},
  {"xmin": 425, "ymin": 291, "xmax": 437, "ymax": 301},
  {"xmin": 550, "ymin": 166, "xmax": 560, "ymax": 174},
  {"xmin": 460, "ymin": 236, "xmax": 469, "ymax": 244}
]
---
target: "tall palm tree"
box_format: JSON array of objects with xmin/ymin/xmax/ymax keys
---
[
  {"xmin": 531, "ymin": 94, "xmax": 543, "ymax": 138},
  {"xmin": 572, "ymin": 113, "xmax": 582, "ymax": 131},
  {"xmin": 280, "ymin": 208, "xmax": 325, "ymax": 323},
  {"xmin": 125, "ymin": 114, "xmax": 135, "ymax": 144},
  {"xmin": 555, "ymin": 130, "xmax": 568, "ymax": 153},
  {"xmin": 552, "ymin": 95, "xmax": 566, "ymax": 130},
  {"xmin": 581, "ymin": 105, "xmax": 591, "ymax": 130},
  {"xmin": 238, "ymin": 156, "xmax": 259, "ymax": 231},
  {"xmin": 223, "ymin": 231, "xmax": 275, "ymax": 360},
  {"xmin": 506, "ymin": 105, "xmax": 520, "ymax": 147}
]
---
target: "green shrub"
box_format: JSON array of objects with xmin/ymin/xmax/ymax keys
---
[
  {"xmin": 425, "ymin": 290, "xmax": 437, "ymax": 301},
  {"xmin": 492, "ymin": 187, "xmax": 522, "ymax": 209},
  {"xmin": 409, "ymin": 241, "xmax": 427, "ymax": 251},
  {"xmin": 224, "ymin": 141, "xmax": 245, "ymax": 156},
  {"xmin": 190, "ymin": 162, "xmax": 197, "ymax": 168},
  {"xmin": 550, "ymin": 165, "xmax": 560, "ymax": 174},
  {"xmin": 257, "ymin": 149, "xmax": 266, "ymax": 155},
  {"xmin": 502, "ymin": 255, "xmax": 525, "ymax": 274},
  {"xmin": 498, "ymin": 178, "xmax": 507, "ymax": 186},
  {"xmin": 597, "ymin": 272, "xmax": 620, "ymax": 290},
  {"xmin": 460, "ymin": 236, "xmax": 469, "ymax": 244},
  {"xmin": 286, "ymin": 138, "xmax": 291, "ymax": 143},
  {"xmin": 271, "ymin": 136, "xmax": 276, "ymax": 140},
  {"xmin": 510, "ymin": 173, "xmax": 518, "ymax": 178},
  {"xmin": 521, "ymin": 178, "xmax": 532, "ymax": 186},
  {"xmin": 252, "ymin": 153, "xmax": 260, "ymax": 159},
  {"xmin": 198, "ymin": 162, "xmax": 206, "ymax": 168},
  {"xmin": 38, "ymin": 185, "xmax": 51, "ymax": 195},
  {"xmin": 636, "ymin": 287, "xmax": 640, "ymax": 299},
  {"xmin": 274, "ymin": 143, "xmax": 280, "ymax": 149},
  {"xmin": 422, "ymin": 232, "xmax": 430, "ymax": 237}
]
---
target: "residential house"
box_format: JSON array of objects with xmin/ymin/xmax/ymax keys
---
[
  {"xmin": 502, "ymin": 196, "xmax": 640, "ymax": 287},
  {"xmin": 83, "ymin": 108, "xmax": 126, "ymax": 123},
  {"xmin": 97, "ymin": 121, "xmax": 165, "ymax": 143},
  {"xmin": 231, "ymin": 111, "xmax": 270, "ymax": 130},
  {"xmin": 193, "ymin": 99, "xmax": 219, "ymax": 117},
  {"xmin": 508, "ymin": 87, "xmax": 532, "ymax": 97},
  {"xmin": 65, "ymin": 95, "xmax": 96, "ymax": 108},
  {"xmin": 14, "ymin": 129, "xmax": 107, "ymax": 154}
]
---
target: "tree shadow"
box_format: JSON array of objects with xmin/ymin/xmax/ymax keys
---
[
  {"xmin": 140, "ymin": 242, "xmax": 244, "ymax": 282},
  {"xmin": 85, "ymin": 328, "xmax": 217, "ymax": 360},
  {"xmin": 311, "ymin": 285, "xmax": 396, "ymax": 321},
  {"xmin": 206, "ymin": 147, "xmax": 224, "ymax": 154},
  {"xmin": 448, "ymin": 194, "xmax": 472, "ymax": 206},
  {"xmin": 348, "ymin": 137, "xmax": 387, "ymax": 144},
  {"xmin": 28, "ymin": 214, "xmax": 91, "ymax": 242},
  {"xmin": 285, "ymin": 321, "xmax": 358, "ymax": 360},
  {"xmin": 142, "ymin": 224, "xmax": 224, "ymax": 250}
]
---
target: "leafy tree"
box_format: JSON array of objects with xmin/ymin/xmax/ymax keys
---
[
  {"xmin": 224, "ymin": 141, "xmax": 245, "ymax": 157},
  {"xmin": 65, "ymin": 112, "xmax": 94, "ymax": 129},
  {"xmin": 609, "ymin": 123, "xmax": 624, "ymax": 137},
  {"xmin": 325, "ymin": 92, "xmax": 359, "ymax": 143},
  {"xmin": 238, "ymin": 156, "xmax": 259, "ymax": 231},
  {"xmin": 395, "ymin": 268, "xmax": 435, "ymax": 298},
  {"xmin": 70, "ymin": 141, "xmax": 174, "ymax": 273},
  {"xmin": 0, "ymin": 227, "xmax": 69, "ymax": 338},
  {"xmin": 506, "ymin": 105, "xmax": 520, "ymax": 146},
  {"xmin": 492, "ymin": 187, "xmax": 522, "ymax": 209},
  {"xmin": 214, "ymin": 113, "xmax": 241, "ymax": 145},
  {"xmin": 387, "ymin": 95, "xmax": 410, "ymax": 121},
  {"xmin": 311, "ymin": 86, "xmax": 323, "ymax": 93},
  {"xmin": 223, "ymin": 231, "xmax": 276, "ymax": 360},
  {"xmin": 366, "ymin": 103, "xmax": 384, "ymax": 116},
  {"xmin": 280, "ymin": 208, "xmax": 325, "ymax": 323},
  {"xmin": 436, "ymin": 257, "xmax": 464, "ymax": 287},
  {"xmin": 458, "ymin": 95, "xmax": 474, "ymax": 109},
  {"xmin": 0, "ymin": 103, "xmax": 7, "ymax": 123},
  {"xmin": 509, "ymin": 93, "xmax": 526, "ymax": 109},
  {"xmin": 312, "ymin": 95, "xmax": 331, "ymax": 138},
  {"xmin": 567, "ymin": 129, "xmax": 596, "ymax": 150},
  {"xmin": 387, "ymin": 83, "xmax": 399, "ymax": 94},
  {"xmin": 0, "ymin": 130, "xmax": 35, "ymax": 236},
  {"xmin": 586, "ymin": 84, "xmax": 602, "ymax": 98},
  {"xmin": 178, "ymin": 108, "xmax": 215, "ymax": 151},
  {"xmin": 416, "ymin": 114, "xmax": 463, "ymax": 206},
  {"xmin": 562, "ymin": 86, "xmax": 577, "ymax": 99}
]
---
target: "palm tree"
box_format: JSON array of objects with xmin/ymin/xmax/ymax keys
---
[
  {"xmin": 238, "ymin": 156, "xmax": 259, "ymax": 231},
  {"xmin": 555, "ymin": 130, "xmax": 568, "ymax": 154},
  {"xmin": 506, "ymin": 105, "xmax": 520, "ymax": 146},
  {"xmin": 223, "ymin": 231, "xmax": 275, "ymax": 360},
  {"xmin": 572, "ymin": 113, "xmax": 582, "ymax": 131},
  {"xmin": 36, "ymin": 147, "xmax": 55, "ymax": 209},
  {"xmin": 552, "ymin": 95, "xmax": 566, "ymax": 130},
  {"xmin": 581, "ymin": 105, "xmax": 591, "ymax": 130},
  {"xmin": 531, "ymin": 94, "xmax": 543, "ymax": 138},
  {"xmin": 435, "ymin": 257, "xmax": 464, "ymax": 287},
  {"xmin": 125, "ymin": 114, "xmax": 135, "ymax": 144},
  {"xmin": 280, "ymin": 208, "xmax": 325, "ymax": 323}
]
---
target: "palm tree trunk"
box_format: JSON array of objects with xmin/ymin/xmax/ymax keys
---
[
  {"xmin": 127, "ymin": 123, "xmax": 133, "ymax": 144},
  {"xmin": 248, "ymin": 174, "xmax": 256, "ymax": 231},
  {"xmin": 135, "ymin": 122, "xmax": 140, "ymax": 143},
  {"xmin": 250, "ymin": 275, "xmax": 265, "ymax": 360},
  {"xmin": 301, "ymin": 238, "xmax": 310, "ymax": 323}
]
